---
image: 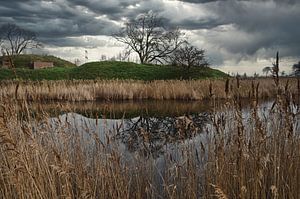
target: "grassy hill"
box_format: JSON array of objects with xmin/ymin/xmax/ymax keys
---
[
  {"xmin": 0, "ymin": 61, "xmax": 228, "ymax": 81},
  {"xmin": 0, "ymin": 54, "xmax": 76, "ymax": 68},
  {"xmin": 70, "ymin": 61, "xmax": 227, "ymax": 80}
]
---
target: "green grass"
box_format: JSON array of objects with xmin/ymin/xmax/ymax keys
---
[
  {"xmin": 0, "ymin": 61, "xmax": 228, "ymax": 81},
  {"xmin": 0, "ymin": 67, "xmax": 71, "ymax": 80},
  {"xmin": 0, "ymin": 54, "xmax": 76, "ymax": 68},
  {"xmin": 70, "ymin": 61, "xmax": 227, "ymax": 80}
]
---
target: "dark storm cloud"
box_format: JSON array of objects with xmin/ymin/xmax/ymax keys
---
[
  {"xmin": 164, "ymin": 0, "xmax": 299, "ymax": 62},
  {"xmin": 178, "ymin": 18, "xmax": 223, "ymax": 30},
  {"xmin": 0, "ymin": 0, "xmax": 299, "ymax": 65},
  {"xmin": 177, "ymin": 0, "xmax": 215, "ymax": 3},
  {"xmin": 70, "ymin": 0, "xmax": 166, "ymax": 21},
  {"xmin": 206, "ymin": 0, "xmax": 300, "ymax": 57},
  {"xmin": 0, "ymin": 0, "xmax": 164, "ymax": 46},
  {"xmin": 0, "ymin": 0, "xmax": 121, "ymax": 45},
  {"xmin": 178, "ymin": 0, "xmax": 298, "ymax": 4},
  {"xmin": 43, "ymin": 36, "xmax": 119, "ymax": 48},
  {"xmin": 67, "ymin": 0, "xmax": 140, "ymax": 20}
]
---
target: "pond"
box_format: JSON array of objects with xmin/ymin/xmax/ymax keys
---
[
  {"xmin": 24, "ymin": 99, "xmax": 300, "ymax": 197},
  {"xmin": 32, "ymin": 100, "xmax": 216, "ymax": 154},
  {"xmin": 31, "ymin": 99, "xmax": 276, "ymax": 160}
]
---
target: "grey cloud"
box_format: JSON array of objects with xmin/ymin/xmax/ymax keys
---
[
  {"xmin": 0, "ymin": 0, "xmax": 121, "ymax": 45},
  {"xmin": 169, "ymin": 0, "xmax": 299, "ymax": 64},
  {"xmin": 178, "ymin": 0, "xmax": 298, "ymax": 4},
  {"xmin": 42, "ymin": 36, "xmax": 118, "ymax": 48},
  {"xmin": 177, "ymin": 0, "xmax": 215, "ymax": 3},
  {"xmin": 208, "ymin": 1, "xmax": 300, "ymax": 57},
  {"xmin": 0, "ymin": 0, "xmax": 299, "ymax": 66},
  {"xmin": 69, "ymin": 0, "xmax": 140, "ymax": 15},
  {"xmin": 168, "ymin": 17, "xmax": 223, "ymax": 30},
  {"xmin": 0, "ymin": 0, "xmax": 164, "ymax": 46}
]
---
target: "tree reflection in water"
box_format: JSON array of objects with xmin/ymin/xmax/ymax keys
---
[{"xmin": 116, "ymin": 113, "xmax": 210, "ymax": 157}]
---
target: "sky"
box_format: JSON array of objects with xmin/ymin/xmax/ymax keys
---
[{"xmin": 0, "ymin": 0, "xmax": 299, "ymax": 75}]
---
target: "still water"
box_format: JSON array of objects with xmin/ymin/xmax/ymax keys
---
[
  {"xmin": 30, "ymin": 99, "xmax": 300, "ymax": 195},
  {"xmin": 31, "ymin": 100, "xmax": 277, "ymax": 158}
]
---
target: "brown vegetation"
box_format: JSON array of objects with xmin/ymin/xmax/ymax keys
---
[
  {"xmin": 0, "ymin": 77, "xmax": 300, "ymax": 198},
  {"xmin": 0, "ymin": 77, "xmax": 299, "ymax": 102}
]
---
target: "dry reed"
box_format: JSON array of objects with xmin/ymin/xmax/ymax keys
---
[
  {"xmin": 0, "ymin": 77, "xmax": 300, "ymax": 198},
  {"xmin": 0, "ymin": 78, "xmax": 299, "ymax": 102}
]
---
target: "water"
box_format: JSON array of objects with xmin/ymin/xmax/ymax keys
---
[
  {"xmin": 31, "ymin": 99, "xmax": 284, "ymax": 161},
  {"xmin": 29, "ymin": 99, "xmax": 300, "ymax": 197}
]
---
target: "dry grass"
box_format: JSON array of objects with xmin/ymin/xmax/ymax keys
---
[
  {"xmin": 204, "ymin": 76, "xmax": 300, "ymax": 198},
  {"xmin": 0, "ymin": 77, "xmax": 299, "ymax": 101},
  {"xmin": 0, "ymin": 77, "xmax": 300, "ymax": 198}
]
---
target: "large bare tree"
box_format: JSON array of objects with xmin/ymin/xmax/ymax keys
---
[
  {"xmin": 169, "ymin": 43, "xmax": 209, "ymax": 68},
  {"xmin": 0, "ymin": 23, "xmax": 41, "ymax": 67},
  {"xmin": 114, "ymin": 12, "xmax": 185, "ymax": 64}
]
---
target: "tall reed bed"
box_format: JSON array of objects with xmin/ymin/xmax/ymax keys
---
[
  {"xmin": 0, "ymin": 100, "xmax": 205, "ymax": 198},
  {"xmin": 0, "ymin": 78, "xmax": 299, "ymax": 101},
  {"xmin": 0, "ymin": 78, "xmax": 300, "ymax": 198},
  {"xmin": 203, "ymin": 73, "xmax": 300, "ymax": 198}
]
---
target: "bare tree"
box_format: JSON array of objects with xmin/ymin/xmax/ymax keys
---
[
  {"xmin": 293, "ymin": 61, "xmax": 300, "ymax": 76},
  {"xmin": 0, "ymin": 23, "xmax": 41, "ymax": 67},
  {"xmin": 262, "ymin": 66, "xmax": 272, "ymax": 77},
  {"xmin": 169, "ymin": 43, "xmax": 209, "ymax": 68},
  {"xmin": 100, "ymin": 54, "xmax": 107, "ymax": 61},
  {"xmin": 0, "ymin": 34, "xmax": 4, "ymax": 56},
  {"xmin": 118, "ymin": 114, "xmax": 209, "ymax": 157},
  {"xmin": 114, "ymin": 12, "xmax": 185, "ymax": 64},
  {"xmin": 0, "ymin": 37, "xmax": 3, "ymax": 51}
]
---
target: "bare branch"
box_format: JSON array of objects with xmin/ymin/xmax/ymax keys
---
[
  {"xmin": 0, "ymin": 23, "xmax": 41, "ymax": 70},
  {"xmin": 0, "ymin": 23, "xmax": 41, "ymax": 57},
  {"xmin": 169, "ymin": 43, "xmax": 209, "ymax": 68},
  {"xmin": 114, "ymin": 12, "xmax": 185, "ymax": 64}
]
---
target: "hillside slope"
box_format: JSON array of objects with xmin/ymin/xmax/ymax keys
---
[
  {"xmin": 0, "ymin": 54, "xmax": 76, "ymax": 68},
  {"xmin": 0, "ymin": 61, "xmax": 228, "ymax": 81},
  {"xmin": 70, "ymin": 61, "xmax": 228, "ymax": 80}
]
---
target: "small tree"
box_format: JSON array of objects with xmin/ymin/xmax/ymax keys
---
[
  {"xmin": 100, "ymin": 54, "xmax": 107, "ymax": 61},
  {"xmin": 0, "ymin": 38, "xmax": 3, "ymax": 51},
  {"xmin": 293, "ymin": 61, "xmax": 300, "ymax": 76},
  {"xmin": 0, "ymin": 23, "xmax": 41, "ymax": 67},
  {"xmin": 262, "ymin": 66, "xmax": 272, "ymax": 77},
  {"xmin": 169, "ymin": 43, "xmax": 209, "ymax": 68},
  {"xmin": 253, "ymin": 72, "xmax": 259, "ymax": 78},
  {"xmin": 114, "ymin": 12, "xmax": 185, "ymax": 64},
  {"xmin": 0, "ymin": 34, "xmax": 5, "ymax": 56}
]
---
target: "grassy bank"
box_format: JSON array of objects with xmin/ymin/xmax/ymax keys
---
[
  {"xmin": 0, "ymin": 78, "xmax": 299, "ymax": 101},
  {"xmin": 0, "ymin": 80, "xmax": 300, "ymax": 198},
  {"xmin": 0, "ymin": 54, "xmax": 76, "ymax": 68},
  {"xmin": 0, "ymin": 61, "xmax": 227, "ymax": 81},
  {"xmin": 0, "ymin": 67, "xmax": 71, "ymax": 80}
]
